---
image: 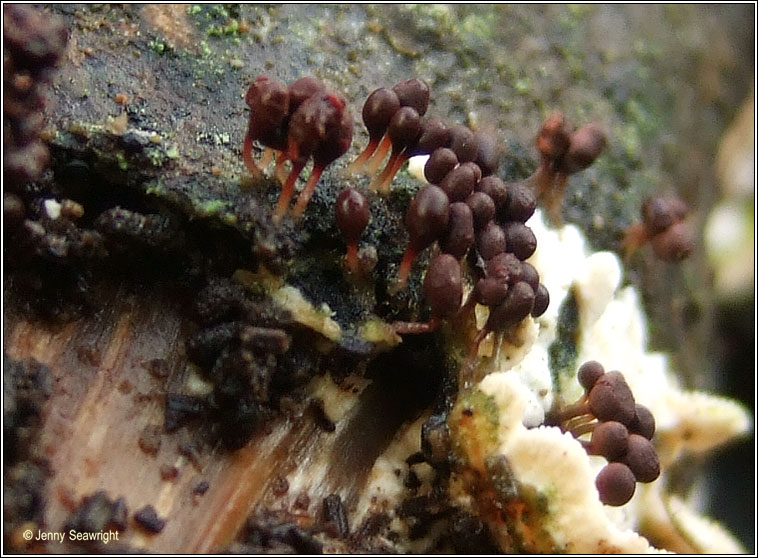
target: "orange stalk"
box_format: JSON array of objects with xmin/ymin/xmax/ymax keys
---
[
  {"xmin": 346, "ymin": 138, "xmax": 380, "ymax": 174},
  {"xmin": 292, "ymin": 166, "xmax": 325, "ymax": 219},
  {"xmin": 363, "ymin": 134, "xmax": 392, "ymax": 176},
  {"xmin": 272, "ymin": 160, "xmax": 306, "ymax": 224}
]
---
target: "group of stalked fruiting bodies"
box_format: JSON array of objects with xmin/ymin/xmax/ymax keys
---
[
  {"xmin": 550, "ymin": 361, "xmax": 660, "ymax": 506},
  {"xmin": 623, "ymin": 196, "xmax": 694, "ymax": 262},
  {"xmin": 242, "ymin": 75, "xmax": 683, "ymax": 508},
  {"xmin": 342, "ymin": 78, "xmax": 559, "ymax": 342},
  {"xmin": 243, "ymin": 75, "xmax": 353, "ymax": 223},
  {"xmin": 244, "ymin": 76, "xmax": 607, "ymax": 342}
]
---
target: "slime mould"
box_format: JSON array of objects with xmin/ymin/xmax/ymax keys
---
[{"xmin": 238, "ymin": 74, "xmax": 750, "ymax": 553}]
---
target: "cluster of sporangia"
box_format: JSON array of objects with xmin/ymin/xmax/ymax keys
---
[
  {"xmin": 623, "ymin": 195, "xmax": 694, "ymax": 262},
  {"xmin": 338, "ymin": 79, "xmax": 605, "ymax": 346},
  {"xmin": 243, "ymin": 75, "xmax": 353, "ymax": 224},
  {"xmin": 243, "ymin": 77, "xmax": 607, "ymax": 346},
  {"xmin": 531, "ymin": 113, "xmax": 607, "ymax": 224},
  {"xmin": 553, "ymin": 360, "xmax": 660, "ymax": 506},
  {"xmin": 242, "ymin": 77, "xmax": 669, "ymax": 509}
]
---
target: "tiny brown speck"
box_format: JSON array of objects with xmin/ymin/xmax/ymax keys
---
[
  {"xmin": 192, "ymin": 480, "xmax": 209, "ymax": 496},
  {"xmin": 138, "ymin": 424, "xmax": 162, "ymax": 456},
  {"xmin": 178, "ymin": 441, "xmax": 203, "ymax": 472},
  {"xmin": 272, "ymin": 476, "xmax": 289, "ymax": 497},
  {"xmin": 294, "ymin": 492, "xmax": 310, "ymax": 510},
  {"xmin": 159, "ymin": 464, "xmax": 179, "ymax": 481},
  {"xmin": 76, "ymin": 346, "xmax": 102, "ymax": 366},
  {"xmin": 143, "ymin": 358, "xmax": 170, "ymax": 379}
]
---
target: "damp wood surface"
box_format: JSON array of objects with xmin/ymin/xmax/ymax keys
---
[
  {"xmin": 4, "ymin": 283, "xmax": 406, "ymax": 552},
  {"xmin": 41, "ymin": 3, "xmax": 753, "ymax": 388}
]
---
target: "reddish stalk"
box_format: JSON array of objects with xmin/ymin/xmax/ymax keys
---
[
  {"xmin": 554, "ymin": 399, "xmax": 592, "ymax": 424},
  {"xmin": 547, "ymin": 173, "xmax": 569, "ymax": 224},
  {"xmin": 272, "ymin": 160, "xmax": 306, "ymax": 224},
  {"xmin": 344, "ymin": 243, "xmax": 360, "ymax": 274},
  {"xmin": 371, "ymin": 148, "xmax": 411, "ymax": 194},
  {"xmin": 393, "ymin": 245, "xmax": 418, "ymax": 292},
  {"xmin": 621, "ymin": 223, "xmax": 648, "ymax": 262},
  {"xmin": 259, "ymin": 147, "xmax": 276, "ymax": 171},
  {"xmin": 363, "ymin": 135, "xmax": 392, "ymax": 176},
  {"xmin": 292, "ymin": 166, "xmax": 326, "ymax": 219},
  {"xmin": 569, "ymin": 420, "xmax": 598, "ymax": 438},
  {"xmin": 533, "ymin": 162, "xmax": 554, "ymax": 199},
  {"xmin": 346, "ymin": 137, "xmax": 381, "ymax": 174}
]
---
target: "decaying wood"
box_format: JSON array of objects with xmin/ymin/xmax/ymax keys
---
[{"xmin": 5, "ymin": 283, "xmax": 411, "ymax": 552}]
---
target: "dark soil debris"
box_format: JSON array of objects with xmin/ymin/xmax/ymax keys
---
[
  {"xmin": 65, "ymin": 491, "xmax": 128, "ymax": 536},
  {"xmin": 133, "ymin": 505, "xmax": 166, "ymax": 534},
  {"xmin": 137, "ymin": 424, "xmax": 163, "ymax": 456}
]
